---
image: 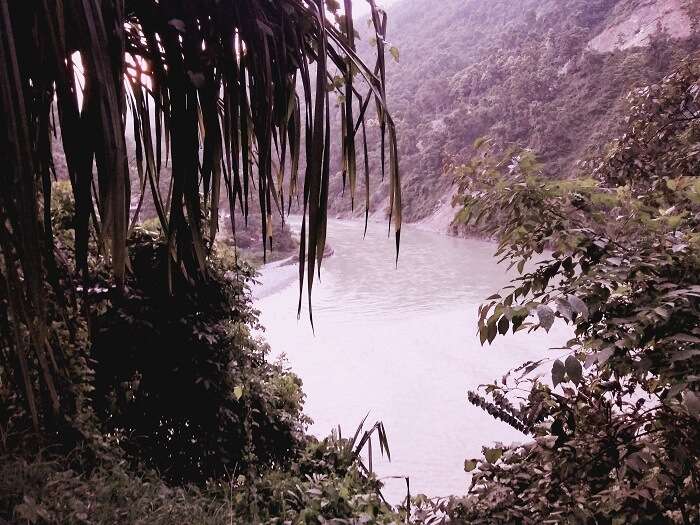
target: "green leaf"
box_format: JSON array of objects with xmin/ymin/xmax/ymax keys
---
[
  {"xmin": 389, "ymin": 46, "xmax": 400, "ymax": 63},
  {"xmin": 567, "ymin": 295, "xmax": 588, "ymax": 319},
  {"xmin": 565, "ymin": 355, "xmax": 582, "ymax": 385},
  {"xmin": 479, "ymin": 325, "xmax": 488, "ymax": 345},
  {"xmin": 512, "ymin": 313, "xmax": 527, "ymax": 332},
  {"xmin": 584, "ymin": 353, "xmax": 597, "ymax": 369},
  {"xmin": 234, "ymin": 386, "xmax": 244, "ymax": 400},
  {"xmin": 483, "ymin": 447, "xmax": 502, "ymax": 464},
  {"xmin": 464, "ymin": 459, "xmax": 478, "ymax": 472},
  {"xmin": 497, "ymin": 316, "xmax": 509, "ymax": 335},
  {"xmin": 596, "ymin": 347, "xmax": 615, "ymax": 366},
  {"xmin": 556, "ymin": 298, "xmax": 573, "ymax": 321},
  {"xmin": 536, "ymin": 304, "xmax": 555, "ymax": 332},
  {"xmin": 487, "ymin": 320, "xmax": 498, "ymax": 344},
  {"xmin": 552, "ymin": 359, "xmax": 565, "ymax": 387}
]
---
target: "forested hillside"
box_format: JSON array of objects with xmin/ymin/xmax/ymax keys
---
[{"xmin": 328, "ymin": 0, "xmax": 700, "ymax": 224}]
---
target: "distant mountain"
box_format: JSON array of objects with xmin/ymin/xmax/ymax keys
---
[
  {"xmin": 48, "ymin": 0, "xmax": 699, "ymax": 246},
  {"xmin": 325, "ymin": 0, "xmax": 700, "ymax": 230}
]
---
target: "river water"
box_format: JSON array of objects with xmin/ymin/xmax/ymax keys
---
[{"xmin": 254, "ymin": 218, "xmax": 569, "ymax": 504}]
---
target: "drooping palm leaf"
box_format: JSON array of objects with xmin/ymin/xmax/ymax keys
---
[{"xmin": 0, "ymin": 0, "xmax": 400, "ymax": 429}]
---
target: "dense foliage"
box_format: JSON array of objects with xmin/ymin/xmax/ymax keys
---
[
  {"xmin": 0, "ymin": 1, "xmax": 407, "ymax": 522},
  {"xmin": 1, "ymin": 182, "xmax": 400, "ymax": 523},
  {"xmin": 0, "ymin": 425, "xmax": 399, "ymax": 524},
  {"xmin": 91, "ymin": 229, "xmax": 307, "ymax": 484},
  {"xmin": 329, "ymin": 0, "xmax": 699, "ymax": 222},
  {"xmin": 0, "ymin": 0, "xmax": 400, "ymax": 432},
  {"xmin": 415, "ymin": 60, "xmax": 700, "ymax": 523},
  {"xmin": 4, "ymin": 1, "xmax": 700, "ymax": 523}
]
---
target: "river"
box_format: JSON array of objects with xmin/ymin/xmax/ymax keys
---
[{"xmin": 254, "ymin": 218, "xmax": 570, "ymax": 504}]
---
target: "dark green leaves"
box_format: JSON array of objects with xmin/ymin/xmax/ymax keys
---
[
  {"xmin": 551, "ymin": 356, "xmax": 582, "ymax": 386},
  {"xmin": 487, "ymin": 320, "xmax": 497, "ymax": 343},
  {"xmin": 456, "ymin": 53, "xmax": 700, "ymax": 525},
  {"xmin": 565, "ymin": 355, "xmax": 582, "ymax": 385},
  {"xmin": 464, "ymin": 459, "xmax": 478, "ymax": 472},
  {"xmin": 536, "ymin": 304, "xmax": 555, "ymax": 332},
  {"xmin": 497, "ymin": 315, "xmax": 510, "ymax": 335},
  {"xmin": 552, "ymin": 359, "xmax": 566, "ymax": 387},
  {"xmin": 595, "ymin": 347, "xmax": 614, "ymax": 367},
  {"xmin": 482, "ymin": 447, "xmax": 503, "ymax": 464},
  {"xmin": 0, "ymin": 0, "xmax": 400, "ymax": 429}
]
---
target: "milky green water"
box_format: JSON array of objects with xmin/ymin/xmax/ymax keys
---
[{"xmin": 254, "ymin": 218, "xmax": 569, "ymax": 504}]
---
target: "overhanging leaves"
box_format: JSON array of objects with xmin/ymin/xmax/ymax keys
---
[{"xmin": 0, "ymin": 0, "xmax": 400, "ymax": 429}]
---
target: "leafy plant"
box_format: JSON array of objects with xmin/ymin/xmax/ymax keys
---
[
  {"xmin": 431, "ymin": 59, "xmax": 700, "ymax": 523},
  {"xmin": 1, "ymin": 184, "xmax": 400, "ymax": 523},
  {"xmin": 0, "ymin": 427, "xmax": 401, "ymax": 524},
  {"xmin": 0, "ymin": 0, "xmax": 400, "ymax": 431}
]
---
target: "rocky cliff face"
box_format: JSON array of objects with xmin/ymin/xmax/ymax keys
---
[
  {"xmin": 326, "ymin": 0, "xmax": 698, "ymax": 233},
  {"xmin": 588, "ymin": 0, "xmax": 692, "ymax": 52}
]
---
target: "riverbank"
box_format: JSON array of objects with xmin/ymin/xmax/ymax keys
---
[{"xmin": 413, "ymin": 192, "xmax": 457, "ymax": 234}]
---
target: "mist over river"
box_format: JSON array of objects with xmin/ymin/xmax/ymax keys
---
[{"xmin": 254, "ymin": 218, "xmax": 570, "ymax": 504}]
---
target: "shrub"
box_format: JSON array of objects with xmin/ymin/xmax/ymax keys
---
[
  {"xmin": 423, "ymin": 60, "xmax": 700, "ymax": 524},
  {"xmin": 1, "ymin": 182, "xmax": 400, "ymax": 524}
]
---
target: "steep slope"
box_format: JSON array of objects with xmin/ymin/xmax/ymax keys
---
[
  {"xmin": 589, "ymin": 0, "xmax": 693, "ymax": 51},
  {"xmin": 325, "ymin": 0, "xmax": 699, "ymax": 228}
]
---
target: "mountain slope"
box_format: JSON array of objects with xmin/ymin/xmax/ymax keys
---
[{"xmin": 326, "ymin": 0, "xmax": 699, "ymax": 227}]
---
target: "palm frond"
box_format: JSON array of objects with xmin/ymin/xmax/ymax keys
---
[{"xmin": 0, "ymin": 0, "xmax": 400, "ymax": 429}]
